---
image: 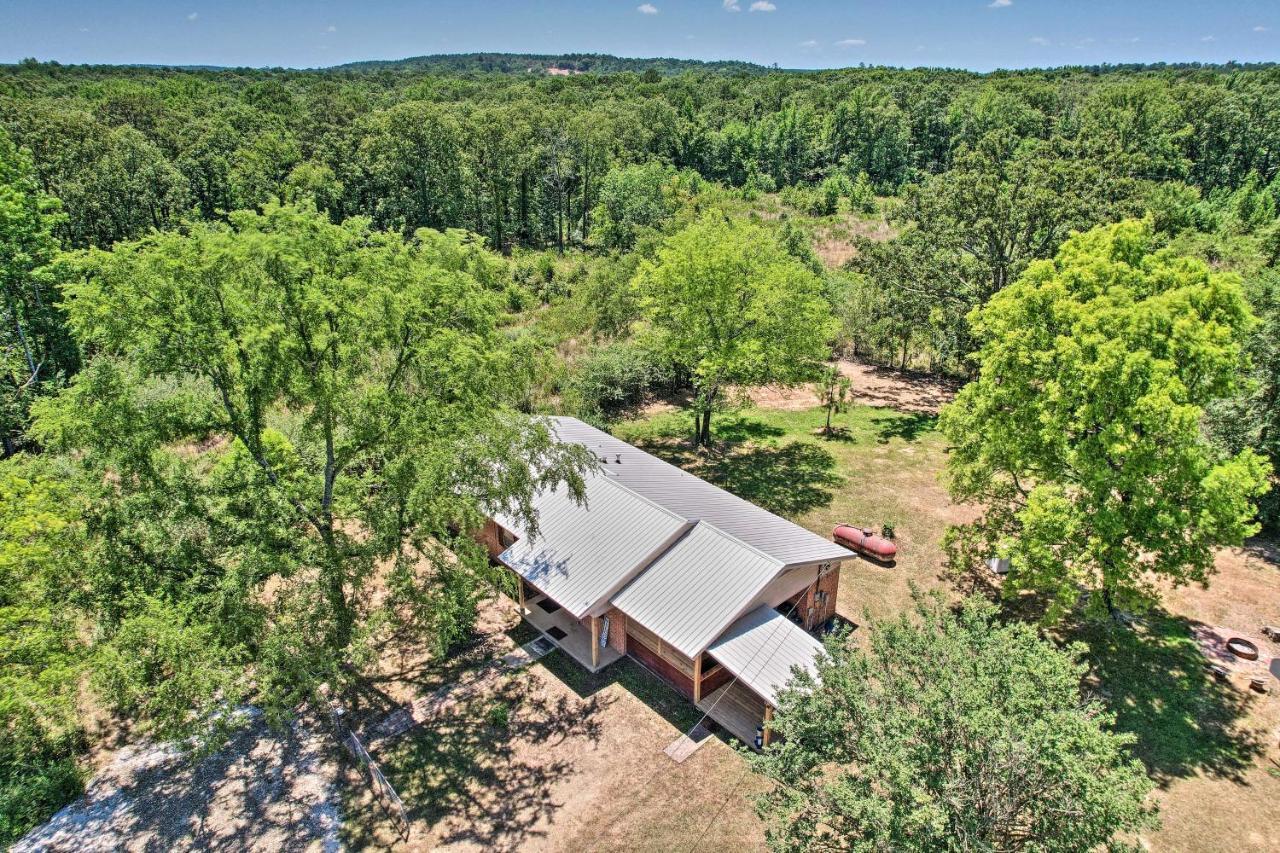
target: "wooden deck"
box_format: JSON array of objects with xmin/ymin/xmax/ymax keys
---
[{"xmin": 696, "ymin": 681, "xmax": 768, "ymax": 747}]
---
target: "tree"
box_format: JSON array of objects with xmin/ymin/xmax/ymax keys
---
[
  {"xmin": 592, "ymin": 162, "xmax": 676, "ymax": 251},
  {"xmin": 815, "ymin": 363, "xmax": 852, "ymax": 436},
  {"xmin": 634, "ymin": 214, "xmax": 836, "ymax": 446},
  {"xmin": 749, "ymin": 594, "xmax": 1157, "ymax": 853},
  {"xmin": 0, "ymin": 129, "xmax": 78, "ymax": 455},
  {"xmin": 940, "ymin": 220, "xmax": 1271, "ymax": 621},
  {"xmin": 1205, "ymin": 268, "xmax": 1280, "ymax": 532},
  {"xmin": 35, "ymin": 203, "xmax": 587, "ymax": 725},
  {"xmin": 0, "ymin": 459, "xmax": 86, "ymax": 846},
  {"xmin": 900, "ymin": 130, "xmax": 1131, "ymax": 305}
]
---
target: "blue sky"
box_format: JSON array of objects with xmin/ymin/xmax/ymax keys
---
[{"xmin": 2, "ymin": 1, "xmax": 1277, "ymax": 72}]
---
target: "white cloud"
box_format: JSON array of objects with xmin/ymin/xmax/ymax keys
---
[
  {"xmin": 989, "ymin": 0, "xmax": 1012, "ymax": 7},
  {"xmin": 1201, "ymin": 34, "xmax": 1216, "ymax": 42},
  {"xmin": 750, "ymin": 1, "xmax": 776, "ymax": 11},
  {"xmin": 1253, "ymin": 25, "xmax": 1269, "ymax": 33},
  {"xmin": 1029, "ymin": 36, "xmax": 1050, "ymax": 46},
  {"xmin": 798, "ymin": 39, "xmax": 818, "ymax": 48},
  {"xmin": 326, "ymin": 24, "xmax": 337, "ymax": 32},
  {"xmin": 723, "ymin": 0, "xmax": 741, "ymax": 11},
  {"xmin": 835, "ymin": 38, "xmax": 866, "ymax": 47},
  {"xmin": 187, "ymin": 11, "xmax": 198, "ymax": 21},
  {"xmin": 637, "ymin": 3, "xmax": 658, "ymax": 13}
]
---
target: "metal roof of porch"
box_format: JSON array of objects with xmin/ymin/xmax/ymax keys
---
[{"xmin": 705, "ymin": 605, "xmax": 827, "ymax": 707}]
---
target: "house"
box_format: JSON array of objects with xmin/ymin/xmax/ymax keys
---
[{"xmin": 478, "ymin": 416, "xmax": 852, "ymax": 746}]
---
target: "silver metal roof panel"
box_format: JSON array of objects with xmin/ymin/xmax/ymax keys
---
[
  {"xmin": 498, "ymin": 472, "xmax": 689, "ymax": 619},
  {"xmin": 611, "ymin": 520, "xmax": 785, "ymax": 659},
  {"xmin": 549, "ymin": 417, "xmax": 851, "ymax": 567},
  {"xmin": 706, "ymin": 604, "xmax": 827, "ymax": 706}
]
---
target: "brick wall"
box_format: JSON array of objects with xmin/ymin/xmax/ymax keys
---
[
  {"xmin": 476, "ymin": 519, "xmax": 504, "ymax": 560},
  {"xmin": 793, "ymin": 561, "xmax": 841, "ymax": 629},
  {"xmin": 814, "ymin": 562, "xmax": 840, "ymax": 625},
  {"xmin": 603, "ymin": 608, "xmax": 627, "ymax": 654}
]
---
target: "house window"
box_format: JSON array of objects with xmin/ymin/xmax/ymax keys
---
[{"xmin": 498, "ymin": 527, "xmax": 516, "ymax": 548}]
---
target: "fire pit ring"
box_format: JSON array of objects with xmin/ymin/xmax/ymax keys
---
[{"xmin": 1226, "ymin": 637, "xmax": 1259, "ymax": 661}]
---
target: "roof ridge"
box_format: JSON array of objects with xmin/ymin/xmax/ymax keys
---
[{"xmin": 685, "ymin": 518, "xmax": 785, "ymax": 567}]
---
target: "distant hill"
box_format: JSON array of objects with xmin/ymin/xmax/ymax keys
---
[{"xmin": 327, "ymin": 52, "xmax": 770, "ymax": 76}]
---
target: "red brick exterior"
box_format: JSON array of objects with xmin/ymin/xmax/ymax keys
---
[
  {"xmin": 603, "ymin": 608, "xmax": 627, "ymax": 655},
  {"xmin": 476, "ymin": 519, "xmax": 505, "ymax": 560},
  {"xmin": 795, "ymin": 561, "xmax": 841, "ymax": 629}
]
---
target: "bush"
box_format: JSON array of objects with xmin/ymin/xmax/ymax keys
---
[
  {"xmin": 568, "ymin": 340, "xmax": 676, "ymax": 419},
  {"xmin": 847, "ymin": 170, "xmax": 877, "ymax": 214},
  {"xmin": 0, "ymin": 703, "xmax": 83, "ymax": 847},
  {"xmin": 592, "ymin": 162, "xmax": 676, "ymax": 250}
]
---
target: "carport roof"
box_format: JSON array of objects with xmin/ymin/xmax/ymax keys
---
[{"xmin": 706, "ymin": 605, "xmax": 827, "ymax": 706}]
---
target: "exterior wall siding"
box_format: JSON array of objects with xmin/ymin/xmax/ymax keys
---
[
  {"xmin": 628, "ymin": 635, "xmax": 694, "ymax": 698},
  {"xmin": 477, "ymin": 518, "xmax": 516, "ymax": 561}
]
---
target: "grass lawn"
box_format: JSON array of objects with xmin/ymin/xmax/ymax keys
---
[
  {"xmin": 615, "ymin": 401, "xmax": 1280, "ymax": 853},
  {"xmin": 614, "ymin": 404, "xmax": 972, "ymax": 626}
]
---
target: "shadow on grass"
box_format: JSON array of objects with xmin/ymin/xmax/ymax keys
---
[
  {"xmin": 343, "ymin": 668, "xmax": 611, "ymax": 853},
  {"xmin": 701, "ymin": 441, "xmax": 841, "ymax": 516},
  {"xmin": 341, "ymin": 625, "xmax": 516, "ymax": 726},
  {"xmin": 1065, "ymin": 610, "xmax": 1265, "ymax": 786},
  {"xmin": 629, "ymin": 417, "xmax": 841, "ymax": 518},
  {"xmin": 536, "ymin": 651, "xmax": 704, "ymax": 733},
  {"xmin": 872, "ymin": 412, "xmax": 936, "ymax": 444}
]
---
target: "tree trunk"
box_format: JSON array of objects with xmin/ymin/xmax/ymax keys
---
[{"xmin": 324, "ymin": 551, "xmax": 353, "ymax": 651}]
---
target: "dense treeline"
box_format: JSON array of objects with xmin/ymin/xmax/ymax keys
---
[{"xmin": 3, "ymin": 60, "xmax": 1279, "ymax": 255}]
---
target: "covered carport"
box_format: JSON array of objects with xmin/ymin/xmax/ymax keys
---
[{"xmin": 697, "ymin": 605, "xmax": 827, "ymax": 748}]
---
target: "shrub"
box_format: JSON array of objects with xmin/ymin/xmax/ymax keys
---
[{"xmin": 568, "ymin": 340, "xmax": 675, "ymax": 419}]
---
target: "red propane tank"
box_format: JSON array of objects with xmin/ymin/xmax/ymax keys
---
[{"xmin": 833, "ymin": 525, "xmax": 897, "ymax": 562}]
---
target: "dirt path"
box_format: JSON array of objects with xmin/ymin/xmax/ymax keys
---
[
  {"xmin": 745, "ymin": 359, "xmax": 960, "ymax": 414},
  {"xmin": 642, "ymin": 359, "xmax": 961, "ymax": 419},
  {"xmin": 15, "ymin": 709, "xmax": 341, "ymax": 853}
]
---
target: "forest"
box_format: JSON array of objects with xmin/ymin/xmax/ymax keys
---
[{"xmin": 2, "ymin": 54, "xmax": 1279, "ymax": 848}]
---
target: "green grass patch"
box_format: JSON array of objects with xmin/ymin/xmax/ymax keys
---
[{"xmin": 1068, "ymin": 612, "xmax": 1264, "ymax": 784}]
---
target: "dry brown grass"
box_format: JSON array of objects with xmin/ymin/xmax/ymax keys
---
[{"xmin": 812, "ymin": 213, "xmax": 896, "ymax": 269}]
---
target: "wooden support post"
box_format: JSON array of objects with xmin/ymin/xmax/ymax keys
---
[
  {"xmin": 591, "ymin": 616, "xmax": 600, "ymax": 669},
  {"xmin": 516, "ymin": 574, "xmax": 526, "ymax": 614},
  {"xmin": 763, "ymin": 706, "xmax": 774, "ymax": 747},
  {"xmin": 693, "ymin": 653, "xmax": 703, "ymax": 704}
]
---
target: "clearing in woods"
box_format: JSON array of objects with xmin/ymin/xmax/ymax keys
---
[
  {"xmin": 346, "ymin": 365, "xmax": 1280, "ymax": 851},
  {"xmin": 47, "ymin": 364, "xmax": 1272, "ymax": 852}
]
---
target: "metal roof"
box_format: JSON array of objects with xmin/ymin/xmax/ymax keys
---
[
  {"xmin": 706, "ymin": 605, "xmax": 827, "ymax": 707},
  {"xmin": 611, "ymin": 521, "xmax": 785, "ymax": 659},
  {"xmin": 498, "ymin": 472, "xmax": 690, "ymax": 619},
  {"xmin": 549, "ymin": 417, "xmax": 851, "ymax": 567}
]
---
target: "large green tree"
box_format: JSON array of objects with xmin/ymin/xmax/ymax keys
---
[
  {"xmin": 941, "ymin": 220, "xmax": 1271, "ymax": 621},
  {"xmin": 0, "ymin": 459, "xmax": 86, "ymax": 846},
  {"xmin": 750, "ymin": 594, "xmax": 1156, "ymax": 852},
  {"xmin": 35, "ymin": 202, "xmax": 586, "ymax": 728},
  {"xmin": 634, "ymin": 214, "xmax": 836, "ymax": 446},
  {"xmin": 0, "ymin": 128, "xmax": 77, "ymax": 455}
]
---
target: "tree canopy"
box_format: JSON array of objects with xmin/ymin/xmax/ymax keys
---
[
  {"xmin": 940, "ymin": 220, "xmax": 1271, "ymax": 620},
  {"xmin": 31, "ymin": 202, "xmax": 587, "ymax": 735},
  {"xmin": 750, "ymin": 594, "xmax": 1156, "ymax": 852},
  {"xmin": 634, "ymin": 214, "xmax": 836, "ymax": 445}
]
